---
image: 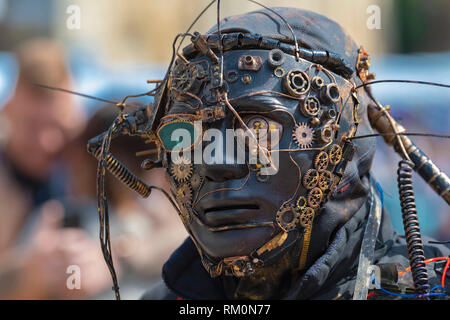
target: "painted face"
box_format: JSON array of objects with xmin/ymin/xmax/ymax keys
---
[{"xmin": 158, "ymin": 48, "xmax": 357, "ymax": 276}]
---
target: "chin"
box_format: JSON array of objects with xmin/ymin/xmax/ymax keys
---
[{"xmin": 189, "ymin": 219, "xmax": 275, "ymax": 259}]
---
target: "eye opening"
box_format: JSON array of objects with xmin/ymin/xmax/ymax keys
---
[
  {"xmin": 234, "ymin": 114, "xmax": 284, "ymax": 149},
  {"xmin": 157, "ymin": 118, "xmax": 202, "ymax": 152}
]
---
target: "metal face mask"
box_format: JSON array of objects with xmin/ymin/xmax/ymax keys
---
[{"xmin": 159, "ymin": 24, "xmax": 361, "ymax": 278}]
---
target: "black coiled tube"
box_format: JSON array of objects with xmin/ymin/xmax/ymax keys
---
[
  {"xmin": 92, "ymin": 148, "xmax": 152, "ymax": 198},
  {"xmin": 397, "ymin": 160, "xmax": 430, "ymax": 296}
]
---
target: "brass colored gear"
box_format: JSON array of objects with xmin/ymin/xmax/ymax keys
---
[
  {"xmin": 176, "ymin": 183, "xmax": 193, "ymax": 206},
  {"xmin": 318, "ymin": 170, "xmax": 333, "ymax": 191},
  {"xmin": 325, "ymin": 176, "xmax": 339, "ymax": 201},
  {"xmin": 293, "ymin": 122, "xmax": 314, "ymax": 149},
  {"xmin": 296, "ymin": 196, "xmax": 307, "ymax": 210},
  {"xmin": 276, "ymin": 204, "xmax": 299, "ymax": 232},
  {"xmin": 170, "ymin": 158, "xmax": 193, "ymax": 183},
  {"xmin": 299, "ymin": 207, "xmax": 315, "ymax": 228},
  {"xmin": 329, "ymin": 144, "xmax": 343, "ymax": 165},
  {"xmin": 179, "ymin": 204, "xmax": 192, "ymax": 224},
  {"xmin": 314, "ymin": 151, "xmax": 329, "ymax": 172},
  {"xmin": 307, "ymin": 187, "xmax": 323, "ymax": 209},
  {"xmin": 190, "ymin": 172, "xmax": 204, "ymax": 190},
  {"xmin": 303, "ymin": 169, "xmax": 319, "ymax": 190}
]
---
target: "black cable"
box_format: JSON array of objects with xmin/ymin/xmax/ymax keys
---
[
  {"xmin": 428, "ymin": 240, "xmax": 450, "ymax": 245},
  {"xmin": 356, "ymin": 79, "xmax": 450, "ymax": 90},
  {"xmin": 175, "ymin": 0, "xmax": 217, "ymax": 54},
  {"xmin": 248, "ymin": 0, "xmax": 301, "ymax": 61},
  {"xmin": 350, "ymin": 132, "xmax": 450, "ymax": 140},
  {"xmin": 33, "ymin": 83, "xmax": 119, "ymax": 105}
]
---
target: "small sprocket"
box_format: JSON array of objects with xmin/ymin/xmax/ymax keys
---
[
  {"xmin": 293, "ymin": 122, "xmax": 314, "ymax": 149},
  {"xmin": 170, "ymin": 157, "xmax": 193, "ymax": 183},
  {"xmin": 176, "ymin": 183, "xmax": 193, "ymax": 205}
]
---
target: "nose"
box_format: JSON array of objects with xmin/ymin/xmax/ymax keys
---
[
  {"xmin": 200, "ymin": 162, "xmax": 249, "ymax": 182},
  {"xmin": 199, "ymin": 117, "xmax": 249, "ymax": 182}
]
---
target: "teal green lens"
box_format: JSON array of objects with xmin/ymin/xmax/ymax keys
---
[{"xmin": 158, "ymin": 121, "xmax": 198, "ymax": 151}]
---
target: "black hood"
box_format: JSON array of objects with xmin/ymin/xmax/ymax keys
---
[{"xmin": 209, "ymin": 7, "xmax": 360, "ymax": 71}]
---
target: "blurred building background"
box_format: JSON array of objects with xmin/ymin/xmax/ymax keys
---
[{"xmin": 0, "ymin": 0, "xmax": 448, "ymax": 298}]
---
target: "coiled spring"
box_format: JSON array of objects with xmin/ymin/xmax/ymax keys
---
[
  {"xmin": 397, "ymin": 159, "xmax": 430, "ymax": 295},
  {"xmin": 92, "ymin": 148, "xmax": 152, "ymax": 198}
]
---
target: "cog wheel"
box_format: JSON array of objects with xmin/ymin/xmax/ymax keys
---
[
  {"xmin": 170, "ymin": 157, "xmax": 193, "ymax": 183},
  {"xmin": 301, "ymin": 96, "xmax": 321, "ymax": 117},
  {"xmin": 303, "ymin": 169, "xmax": 319, "ymax": 190},
  {"xmin": 171, "ymin": 63, "xmax": 201, "ymax": 94},
  {"xmin": 190, "ymin": 172, "xmax": 204, "ymax": 190},
  {"xmin": 179, "ymin": 204, "xmax": 192, "ymax": 224},
  {"xmin": 329, "ymin": 144, "xmax": 343, "ymax": 165},
  {"xmin": 293, "ymin": 122, "xmax": 314, "ymax": 149},
  {"xmin": 314, "ymin": 151, "xmax": 329, "ymax": 172},
  {"xmin": 299, "ymin": 207, "xmax": 315, "ymax": 228},
  {"xmin": 307, "ymin": 187, "xmax": 323, "ymax": 209},
  {"xmin": 276, "ymin": 204, "xmax": 299, "ymax": 232},
  {"xmin": 318, "ymin": 170, "xmax": 333, "ymax": 191},
  {"xmin": 296, "ymin": 196, "xmax": 307, "ymax": 210},
  {"xmin": 176, "ymin": 183, "xmax": 193, "ymax": 206}
]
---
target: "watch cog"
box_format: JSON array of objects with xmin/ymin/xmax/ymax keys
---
[
  {"xmin": 318, "ymin": 170, "xmax": 333, "ymax": 191},
  {"xmin": 303, "ymin": 168, "xmax": 319, "ymax": 190},
  {"xmin": 329, "ymin": 144, "xmax": 343, "ymax": 165},
  {"xmin": 293, "ymin": 122, "xmax": 314, "ymax": 149},
  {"xmin": 299, "ymin": 207, "xmax": 315, "ymax": 228},
  {"xmin": 170, "ymin": 157, "xmax": 193, "ymax": 183},
  {"xmin": 276, "ymin": 204, "xmax": 299, "ymax": 232},
  {"xmin": 190, "ymin": 172, "xmax": 204, "ymax": 190},
  {"xmin": 176, "ymin": 183, "xmax": 193, "ymax": 205},
  {"xmin": 314, "ymin": 151, "xmax": 329, "ymax": 172},
  {"xmin": 307, "ymin": 187, "xmax": 323, "ymax": 209}
]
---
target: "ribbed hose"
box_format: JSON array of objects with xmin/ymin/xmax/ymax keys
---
[
  {"xmin": 92, "ymin": 148, "xmax": 151, "ymax": 198},
  {"xmin": 397, "ymin": 160, "xmax": 430, "ymax": 296}
]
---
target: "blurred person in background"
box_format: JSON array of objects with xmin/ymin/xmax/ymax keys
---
[
  {"xmin": 63, "ymin": 104, "xmax": 187, "ymax": 299},
  {"xmin": 0, "ymin": 38, "xmax": 111, "ymax": 299}
]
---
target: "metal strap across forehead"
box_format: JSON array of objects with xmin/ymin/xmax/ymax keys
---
[{"xmin": 182, "ymin": 32, "xmax": 355, "ymax": 79}]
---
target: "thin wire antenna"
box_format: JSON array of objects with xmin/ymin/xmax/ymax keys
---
[
  {"xmin": 176, "ymin": 0, "xmax": 217, "ymax": 54},
  {"xmin": 166, "ymin": 0, "xmax": 217, "ymax": 85},
  {"xmin": 248, "ymin": 0, "xmax": 301, "ymax": 61},
  {"xmin": 118, "ymin": 86, "xmax": 159, "ymax": 108},
  {"xmin": 350, "ymin": 132, "xmax": 450, "ymax": 141},
  {"xmin": 355, "ymin": 79, "xmax": 450, "ymax": 90},
  {"xmin": 428, "ymin": 240, "xmax": 450, "ymax": 244},
  {"xmin": 217, "ymin": 0, "xmax": 223, "ymax": 56},
  {"xmin": 33, "ymin": 83, "xmax": 119, "ymax": 105}
]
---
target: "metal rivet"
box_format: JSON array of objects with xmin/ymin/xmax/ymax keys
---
[{"xmin": 241, "ymin": 74, "xmax": 252, "ymax": 84}]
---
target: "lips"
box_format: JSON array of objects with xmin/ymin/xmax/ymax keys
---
[{"xmin": 197, "ymin": 198, "xmax": 273, "ymax": 227}]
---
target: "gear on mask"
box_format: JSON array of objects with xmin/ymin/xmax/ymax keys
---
[
  {"xmin": 170, "ymin": 158, "xmax": 193, "ymax": 183},
  {"xmin": 293, "ymin": 123, "xmax": 315, "ymax": 149}
]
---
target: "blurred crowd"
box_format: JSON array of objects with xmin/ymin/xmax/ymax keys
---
[{"xmin": 0, "ymin": 38, "xmax": 187, "ymax": 299}]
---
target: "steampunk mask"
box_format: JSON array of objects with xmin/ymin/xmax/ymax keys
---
[
  {"xmin": 85, "ymin": 5, "xmax": 450, "ymax": 301},
  {"xmin": 150, "ymin": 7, "xmax": 377, "ymax": 278}
]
